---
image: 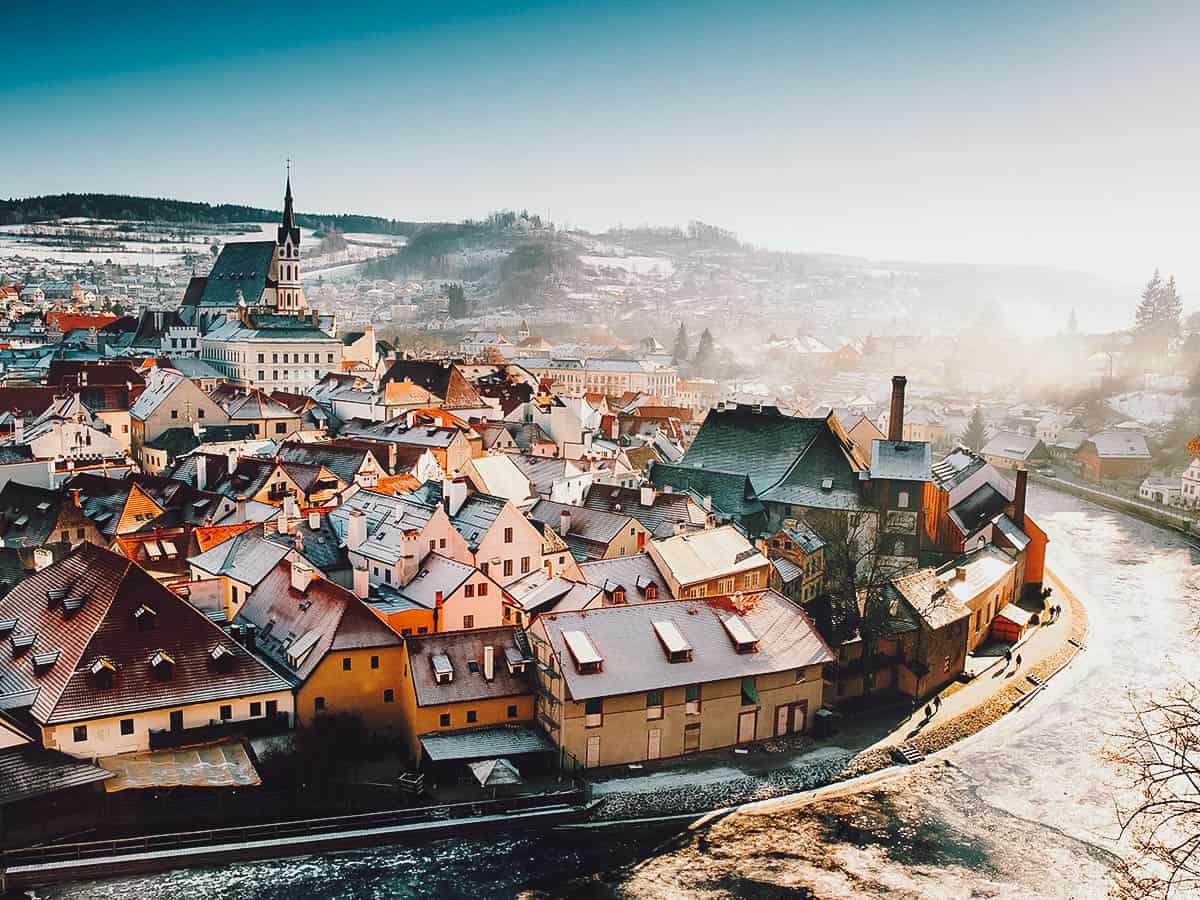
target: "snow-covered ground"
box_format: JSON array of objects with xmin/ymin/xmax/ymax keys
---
[
  {"xmin": 1109, "ymin": 390, "xmax": 1191, "ymax": 425},
  {"xmin": 579, "ymin": 254, "xmax": 675, "ymax": 277}
]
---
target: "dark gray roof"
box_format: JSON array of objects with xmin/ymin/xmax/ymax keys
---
[
  {"xmin": 275, "ymin": 442, "xmax": 379, "ymax": 485},
  {"xmin": 188, "ymin": 528, "xmax": 289, "ymax": 585},
  {"xmin": 582, "ymin": 484, "xmax": 698, "ymax": 539},
  {"xmin": 647, "ymin": 462, "xmax": 765, "ymax": 529},
  {"xmin": 578, "ymin": 553, "xmax": 675, "ymax": 602},
  {"xmin": 195, "ymin": 241, "xmax": 275, "ymax": 308},
  {"xmin": 0, "ymin": 743, "xmax": 114, "ymax": 805},
  {"xmin": 266, "ymin": 513, "xmax": 349, "ymax": 573},
  {"xmin": 781, "ymin": 523, "xmax": 825, "ymax": 555},
  {"xmin": 681, "ymin": 405, "xmax": 823, "ymax": 493},
  {"xmin": 144, "ymin": 424, "xmax": 259, "ymax": 458},
  {"xmin": 529, "ymin": 499, "xmax": 632, "ymax": 545},
  {"xmin": 772, "ymin": 557, "xmax": 804, "ymax": 585},
  {"xmin": 405, "ymin": 627, "xmax": 534, "ymax": 707},
  {"xmin": 410, "ymin": 482, "xmax": 506, "ymax": 551},
  {"xmin": 930, "ymin": 448, "xmax": 988, "ymax": 491},
  {"xmin": 948, "ymin": 482, "xmax": 1008, "ymax": 536},
  {"xmin": 419, "ymin": 724, "xmax": 553, "ymax": 762}
]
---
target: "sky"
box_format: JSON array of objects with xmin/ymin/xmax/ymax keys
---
[{"xmin": 4, "ymin": 0, "xmax": 1199, "ymax": 288}]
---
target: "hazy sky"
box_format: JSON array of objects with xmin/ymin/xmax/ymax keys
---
[{"xmin": 4, "ymin": 0, "xmax": 1199, "ymax": 287}]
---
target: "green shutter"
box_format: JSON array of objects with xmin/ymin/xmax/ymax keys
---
[{"xmin": 741, "ymin": 676, "xmax": 759, "ymax": 705}]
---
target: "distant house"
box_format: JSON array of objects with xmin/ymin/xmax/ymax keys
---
[
  {"xmin": 1077, "ymin": 431, "xmax": 1152, "ymax": 481},
  {"xmin": 646, "ymin": 525, "xmax": 771, "ymax": 599},
  {"xmin": 1182, "ymin": 458, "xmax": 1200, "ymax": 510},
  {"xmin": 528, "ymin": 499, "xmax": 651, "ymax": 562},
  {"xmin": 1139, "ymin": 474, "xmax": 1181, "ymax": 506},
  {"xmin": 765, "ymin": 525, "xmax": 825, "ymax": 604},
  {"xmin": 980, "ymin": 431, "xmax": 1052, "ymax": 471},
  {"xmin": 581, "ymin": 483, "xmax": 712, "ymax": 539}
]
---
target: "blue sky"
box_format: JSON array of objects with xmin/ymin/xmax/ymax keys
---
[{"xmin": 4, "ymin": 0, "xmax": 1199, "ymax": 285}]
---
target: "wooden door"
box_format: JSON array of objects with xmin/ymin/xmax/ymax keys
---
[
  {"xmin": 775, "ymin": 705, "xmax": 790, "ymax": 737},
  {"xmin": 789, "ymin": 700, "xmax": 808, "ymax": 734},
  {"xmin": 647, "ymin": 728, "xmax": 661, "ymax": 760},
  {"xmin": 586, "ymin": 735, "xmax": 600, "ymax": 768},
  {"xmin": 737, "ymin": 710, "xmax": 757, "ymax": 744}
]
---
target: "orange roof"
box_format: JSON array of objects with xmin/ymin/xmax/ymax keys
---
[
  {"xmin": 46, "ymin": 312, "xmax": 119, "ymax": 333},
  {"xmin": 194, "ymin": 522, "xmax": 257, "ymax": 553},
  {"xmin": 384, "ymin": 381, "xmax": 438, "ymax": 405},
  {"xmin": 375, "ymin": 474, "xmax": 421, "ymax": 496},
  {"xmin": 413, "ymin": 407, "xmax": 470, "ymax": 429}
]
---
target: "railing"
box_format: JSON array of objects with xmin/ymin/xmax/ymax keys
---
[
  {"xmin": 0, "ymin": 788, "xmax": 588, "ymax": 868},
  {"xmin": 148, "ymin": 712, "xmax": 290, "ymax": 750}
]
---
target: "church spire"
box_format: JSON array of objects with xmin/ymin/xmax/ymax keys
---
[{"xmin": 277, "ymin": 160, "xmax": 300, "ymax": 247}]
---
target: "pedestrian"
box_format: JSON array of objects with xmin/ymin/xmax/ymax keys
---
[
  {"xmin": 934, "ymin": 695, "xmax": 942, "ymax": 713},
  {"xmin": 1015, "ymin": 653, "xmax": 1022, "ymax": 670},
  {"xmin": 1005, "ymin": 648, "xmax": 1013, "ymax": 667},
  {"xmin": 925, "ymin": 704, "xmax": 932, "ymax": 720}
]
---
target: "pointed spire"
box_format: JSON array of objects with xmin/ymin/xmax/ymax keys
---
[{"xmin": 282, "ymin": 159, "xmax": 295, "ymax": 232}]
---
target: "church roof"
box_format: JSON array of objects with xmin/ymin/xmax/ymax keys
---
[{"xmin": 193, "ymin": 241, "xmax": 276, "ymax": 309}]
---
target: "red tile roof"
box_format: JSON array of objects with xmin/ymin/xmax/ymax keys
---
[{"xmin": 45, "ymin": 313, "xmax": 120, "ymax": 334}]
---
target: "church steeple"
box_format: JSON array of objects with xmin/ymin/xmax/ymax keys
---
[{"xmin": 277, "ymin": 161, "xmax": 300, "ymax": 247}]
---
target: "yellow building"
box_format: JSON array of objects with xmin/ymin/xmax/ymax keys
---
[
  {"xmin": 646, "ymin": 525, "xmax": 772, "ymax": 599},
  {"xmin": 529, "ymin": 591, "xmax": 834, "ymax": 768},
  {"xmin": 397, "ymin": 626, "xmax": 540, "ymax": 766},
  {"xmin": 235, "ymin": 559, "xmax": 407, "ymax": 732}
]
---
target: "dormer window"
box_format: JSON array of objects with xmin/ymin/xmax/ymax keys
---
[
  {"xmin": 151, "ymin": 650, "xmax": 175, "ymax": 681},
  {"xmin": 10, "ymin": 633, "xmax": 35, "ymax": 657},
  {"xmin": 721, "ymin": 614, "xmax": 759, "ymax": 654},
  {"xmin": 134, "ymin": 605, "xmax": 157, "ymax": 631},
  {"xmin": 653, "ymin": 620, "xmax": 693, "ymax": 663},
  {"xmin": 32, "ymin": 650, "xmax": 59, "ymax": 674},
  {"xmin": 210, "ymin": 644, "xmax": 236, "ymax": 673},
  {"xmin": 563, "ymin": 630, "xmax": 602, "ymax": 674},
  {"xmin": 432, "ymin": 654, "xmax": 454, "ymax": 684},
  {"xmin": 90, "ymin": 657, "xmax": 115, "ymax": 689},
  {"xmin": 0, "ymin": 618, "xmax": 17, "ymax": 637},
  {"xmin": 611, "ymin": 588, "xmax": 625, "ymax": 604}
]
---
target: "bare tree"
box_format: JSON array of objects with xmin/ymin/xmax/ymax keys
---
[{"xmin": 1107, "ymin": 681, "xmax": 1200, "ymax": 899}]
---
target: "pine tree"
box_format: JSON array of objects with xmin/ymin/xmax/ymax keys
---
[
  {"xmin": 1136, "ymin": 270, "xmax": 1163, "ymax": 332},
  {"xmin": 961, "ymin": 406, "xmax": 988, "ymax": 452},
  {"xmin": 695, "ymin": 328, "xmax": 716, "ymax": 368},
  {"xmin": 446, "ymin": 283, "xmax": 467, "ymax": 319},
  {"xmin": 1160, "ymin": 276, "xmax": 1183, "ymax": 342},
  {"xmin": 671, "ymin": 323, "xmax": 689, "ymax": 363}
]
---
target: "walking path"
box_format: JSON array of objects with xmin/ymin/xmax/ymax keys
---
[{"xmin": 585, "ymin": 567, "xmax": 1088, "ymax": 821}]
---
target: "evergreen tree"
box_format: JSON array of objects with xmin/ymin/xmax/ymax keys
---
[
  {"xmin": 1135, "ymin": 270, "xmax": 1184, "ymax": 352},
  {"xmin": 695, "ymin": 328, "xmax": 716, "ymax": 368},
  {"xmin": 671, "ymin": 323, "xmax": 689, "ymax": 363},
  {"xmin": 1160, "ymin": 276, "xmax": 1183, "ymax": 342},
  {"xmin": 446, "ymin": 283, "xmax": 467, "ymax": 318},
  {"xmin": 960, "ymin": 406, "xmax": 988, "ymax": 452},
  {"xmin": 1136, "ymin": 270, "xmax": 1163, "ymax": 332}
]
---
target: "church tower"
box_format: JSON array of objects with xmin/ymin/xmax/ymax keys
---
[{"xmin": 273, "ymin": 169, "xmax": 306, "ymax": 312}]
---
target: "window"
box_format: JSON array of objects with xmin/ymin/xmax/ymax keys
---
[
  {"xmin": 507, "ymin": 704, "xmax": 518, "ymax": 718},
  {"xmin": 504, "ymin": 527, "xmax": 513, "ymax": 543},
  {"xmin": 418, "ymin": 626, "xmax": 428, "ymax": 634},
  {"xmin": 521, "ymin": 556, "xmax": 531, "ymax": 574},
  {"xmin": 503, "ymin": 559, "xmax": 513, "ymax": 577},
  {"xmin": 120, "ymin": 718, "xmax": 134, "ymax": 735},
  {"xmin": 275, "ymin": 422, "xmax": 288, "ymax": 434},
  {"xmin": 219, "ymin": 704, "xmax": 232, "ymax": 721},
  {"xmin": 439, "ymin": 537, "xmax": 446, "ymax": 549},
  {"xmin": 429, "ymin": 540, "xmax": 436, "ymax": 552},
  {"xmin": 440, "ymin": 713, "xmax": 451, "ymax": 727},
  {"xmin": 585, "ymin": 698, "xmax": 603, "ymax": 727},
  {"xmin": 646, "ymin": 690, "xmax": 664, "ymax": 720},
  {"xmin": 480, "ymin": 562, "xmax": 488, "ymax": 575},
  {"xmin": 258, "ymin": 353, "xmax": 265, "ymax": 363},
  {"xmin": 198, "ymin": 409, "xmax": 205, "ymax": 419},
  {"xmin": 170, "ymin": 710, "xmax": 184, "ymax": 731},
  {"xmin": 478, "ymin": 583, "xmax": 488, "ymax": 596},
  {"xmin": 740, "ymin": 676, "xmax": 758, "ymax": 706},
  {"xmin": 61, "ymin": 530, "xmax": 69, "ymax": 543},
  {"xmin": 717, "ymin": 577, "xmax": 734, "ymax": 594},
  {"xmin": 343, "ymin": 657, "xmax": 352, "ymax": 671},
  {"xmin": 315, "ymin": 697, "xmax": 326, "ymax": 711},
  {"xmin": 250, "ymin": 702, "xmax": 262, "ymax": 717},
  {"xmin": 273, "ymin": 353, "xmax": 278, "ymax": 364},
  {"xmin": 266, "ymin": 700, "xmax": 277, "ymax": 717},
  {"xmin": 328, "ymin": 353, "xmax": 335, "ymax": 364},
  {"xmin": 795, "ymin": 668, "xmax": 807, "ymax": 683},
  {"xmin": 170, "ymin": 409, "xmax": 178, "ymax": 419},
  {"xmin": 463, "ymin": 615, "xmax": 474, "ymax": 629},
  {"xmin": 258, "ymin": 370, "xmax": 265, "ymax": 381},
  {"xmin": 467, "ymin": 710, "xmax": 477, "ymax": 723},
  {"xmin": 685, "ymin": 684, "xmax": 701, "ymax": 714},
  {"xmin": 897, "ymin": 490, "xmax": 910, "ymax": 508},
  {"xmin": 371, "ymin": 655, "xmax": 380, "ymax": 669},
  {"xmin": 464, "ymin": 584, "xmax": 475, "ymax": 598},
  {"xmin": 684, "ymin": 722, "xmax": 701, "ymax": 753},
  {"xmin": 73, "ymin": 725, "xmax": 88, "ymax": 742},
  {"xmin": 384, "ymin": 689, "xmax": 394, "ymax": 703}
]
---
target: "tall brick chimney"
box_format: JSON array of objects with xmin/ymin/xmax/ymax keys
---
[
  {"xmin": 888, "ymin": 375, "xmax": 907, "ymax": 442},
  {"xmin": 1013, "ymin": 468, "xmax": 1028, "ymax": 526}
]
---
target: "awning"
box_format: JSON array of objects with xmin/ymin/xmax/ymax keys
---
[
  {"xmin": 469, "ymin": 757, "xmax": 522, "ymax": 787},
  {"xmin": 100, "ymin": 741, "xmax": 261, "ymax": 792},
  {"xmin": 420, "ymin": 724, "xmax": 554, "ymax": 763},
  {"xmin": 996, "ymin": 603, "xmax": 1034, "ymax": 628}
]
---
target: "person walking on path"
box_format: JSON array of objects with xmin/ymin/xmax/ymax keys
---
[
  {"xmin": 925, "ymin": 704, "xmax": 933, "ymax": 720},
  {"xmin": 934, "ymin": 695, "xmax": 942, "ymax": 713},
  {"xmin": 1015, "ymin": 653, "xmax": 1022, "ymax": 671},
  {"xmin": 1004, "ymin": 648, "xmax": 1013, "ymax": 669}
]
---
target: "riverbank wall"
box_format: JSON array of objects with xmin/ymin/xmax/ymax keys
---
[{"xmin": 1031, "ymin": 472, "xmax": 1198, "ymax": 537}]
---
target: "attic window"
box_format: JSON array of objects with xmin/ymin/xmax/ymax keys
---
[
  {"xmin": 563, "ymin": 629, "xmax": 603, "ymax": 673},
  {"xmin": 150, "ymin": 650, "xmax": 175, "ymax": 680},
  {"xmin": 134, "ymin": 604, "xmax": 157, "ymax": 630},
  {"xmin": 32, "ymin": 650, "xmax": 59, "ymax": 674},
  {"xmin": 62, "ymin": 597, "xmax": 86, "ymax": 618},
  {"xmin": 653, "ymin": 620, "xmax": 693, "ymax": 663},
  {"xmin": 721, "ymin": 614, "xmax": 759, "ymax": 654},
  {"xmin": 432, "ymin": 654, "xmax": 454, "ymax": 684},
  {"xmin": 467, "ymin": 659, "xmax": 480, "ymax": 674},
  {"xmin": 10, "ymin": 632, "xmax": 35, "ymax": 656},
  {"xmin": 90, "ymin": 656, "xmax": 115, "ymax": 688},
  {"xmin": 820, "ymin": 478, "xmax": 833, "ymax": 491},
  {"xmin": 504, "ymin": 646, "xmax": 527, "ymax": 675},
  {"xmin": 0, "ymin": 618, "xmax": 16, "ymax": 636},
  {"xmin": 46, "ymin": 588, "xmax": 68, "ymax": 609},
  {"xmin": 35, "ymin": 501, "xmax": 50, "ymax": 513},
  {"xmin": 210, "ymin": 644, "xmax": 236, "ymax": 672}
]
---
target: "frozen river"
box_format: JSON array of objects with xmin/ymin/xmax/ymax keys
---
[{"xmin": 37, "ymin": 486, "xmax": 1199, "ymax": 898}]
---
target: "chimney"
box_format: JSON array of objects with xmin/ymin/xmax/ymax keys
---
[
  {"xmin": 405, "ymin": 410, "xmax": 416, "ymax": 429},
  {"xmin": 277, "ymin": 508, "xmax": 291, "ymax": 534},
  {"xmin": 236, "ymin": 494, "xmax": 247, "ymax": 521},
  {"xmin": 290, "ymin": 559, "xmax": 314, "ymax": 593},
  {"xmin": 352, "ymin": 563, "xmax": 369, "ymax": 600},
  {"xmin": 243, "ymin": 622, "xmax": 257, "ymax": 650},
  {"xmin": 33, "ymin": 547, "xmax": 53, "ymax": 571},
  {"xmin": 640, "ymin": 484, "xmax": 655, "ymax": 507},
  {"xmin": 442, "ymin": 477, "xmax": 467, "ymax": 517},
  {"xmin": 701, "ymin": 494, "xmax": 712, "ymax": 511},
  {"xmin": 70, "ymin": 488, "xmax": 81, "ymax": 509},
  {"xmin": 192, "ymin": 420, "xmax": 202, "ymax": 437},
  {"xmin": 559, "ymin": 508, "xmax": 571, "ymax": 536},
  {"xmin": 888, "ymin": 375, "xmax": 907, "ymax": 442},
  {"xmin": 308, "ymin": 510, "xmax": 321, "ymax": 530},
  {"xmin": 195, "ymin": 457, "xmax": 207, "ymax": 492},
  {"xmin": 347, "ymin": 508, "xmax": 367, "ymax": 549},
  {"xmin": 1013, "ymin": 468, "xmax": 1028, "ymax": 527},
  {"xmin": 227, "ymin": 446, "xmax": 238, "ymax": 475},
  {"xmin": 663, "ymin": 484, "xmax": 673, "ymax": 494},
  {"xmin": 483, "ymin": 645, "xmax": 494, "ymax": 681},
  {"xmin": 283, "ymin": 494, "xmax": 299, "ymax": 524}
]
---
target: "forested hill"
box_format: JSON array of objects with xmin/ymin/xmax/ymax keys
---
[{"xmin": 0, "ymin": 193, "xmax": 421, "ymax": 234}]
